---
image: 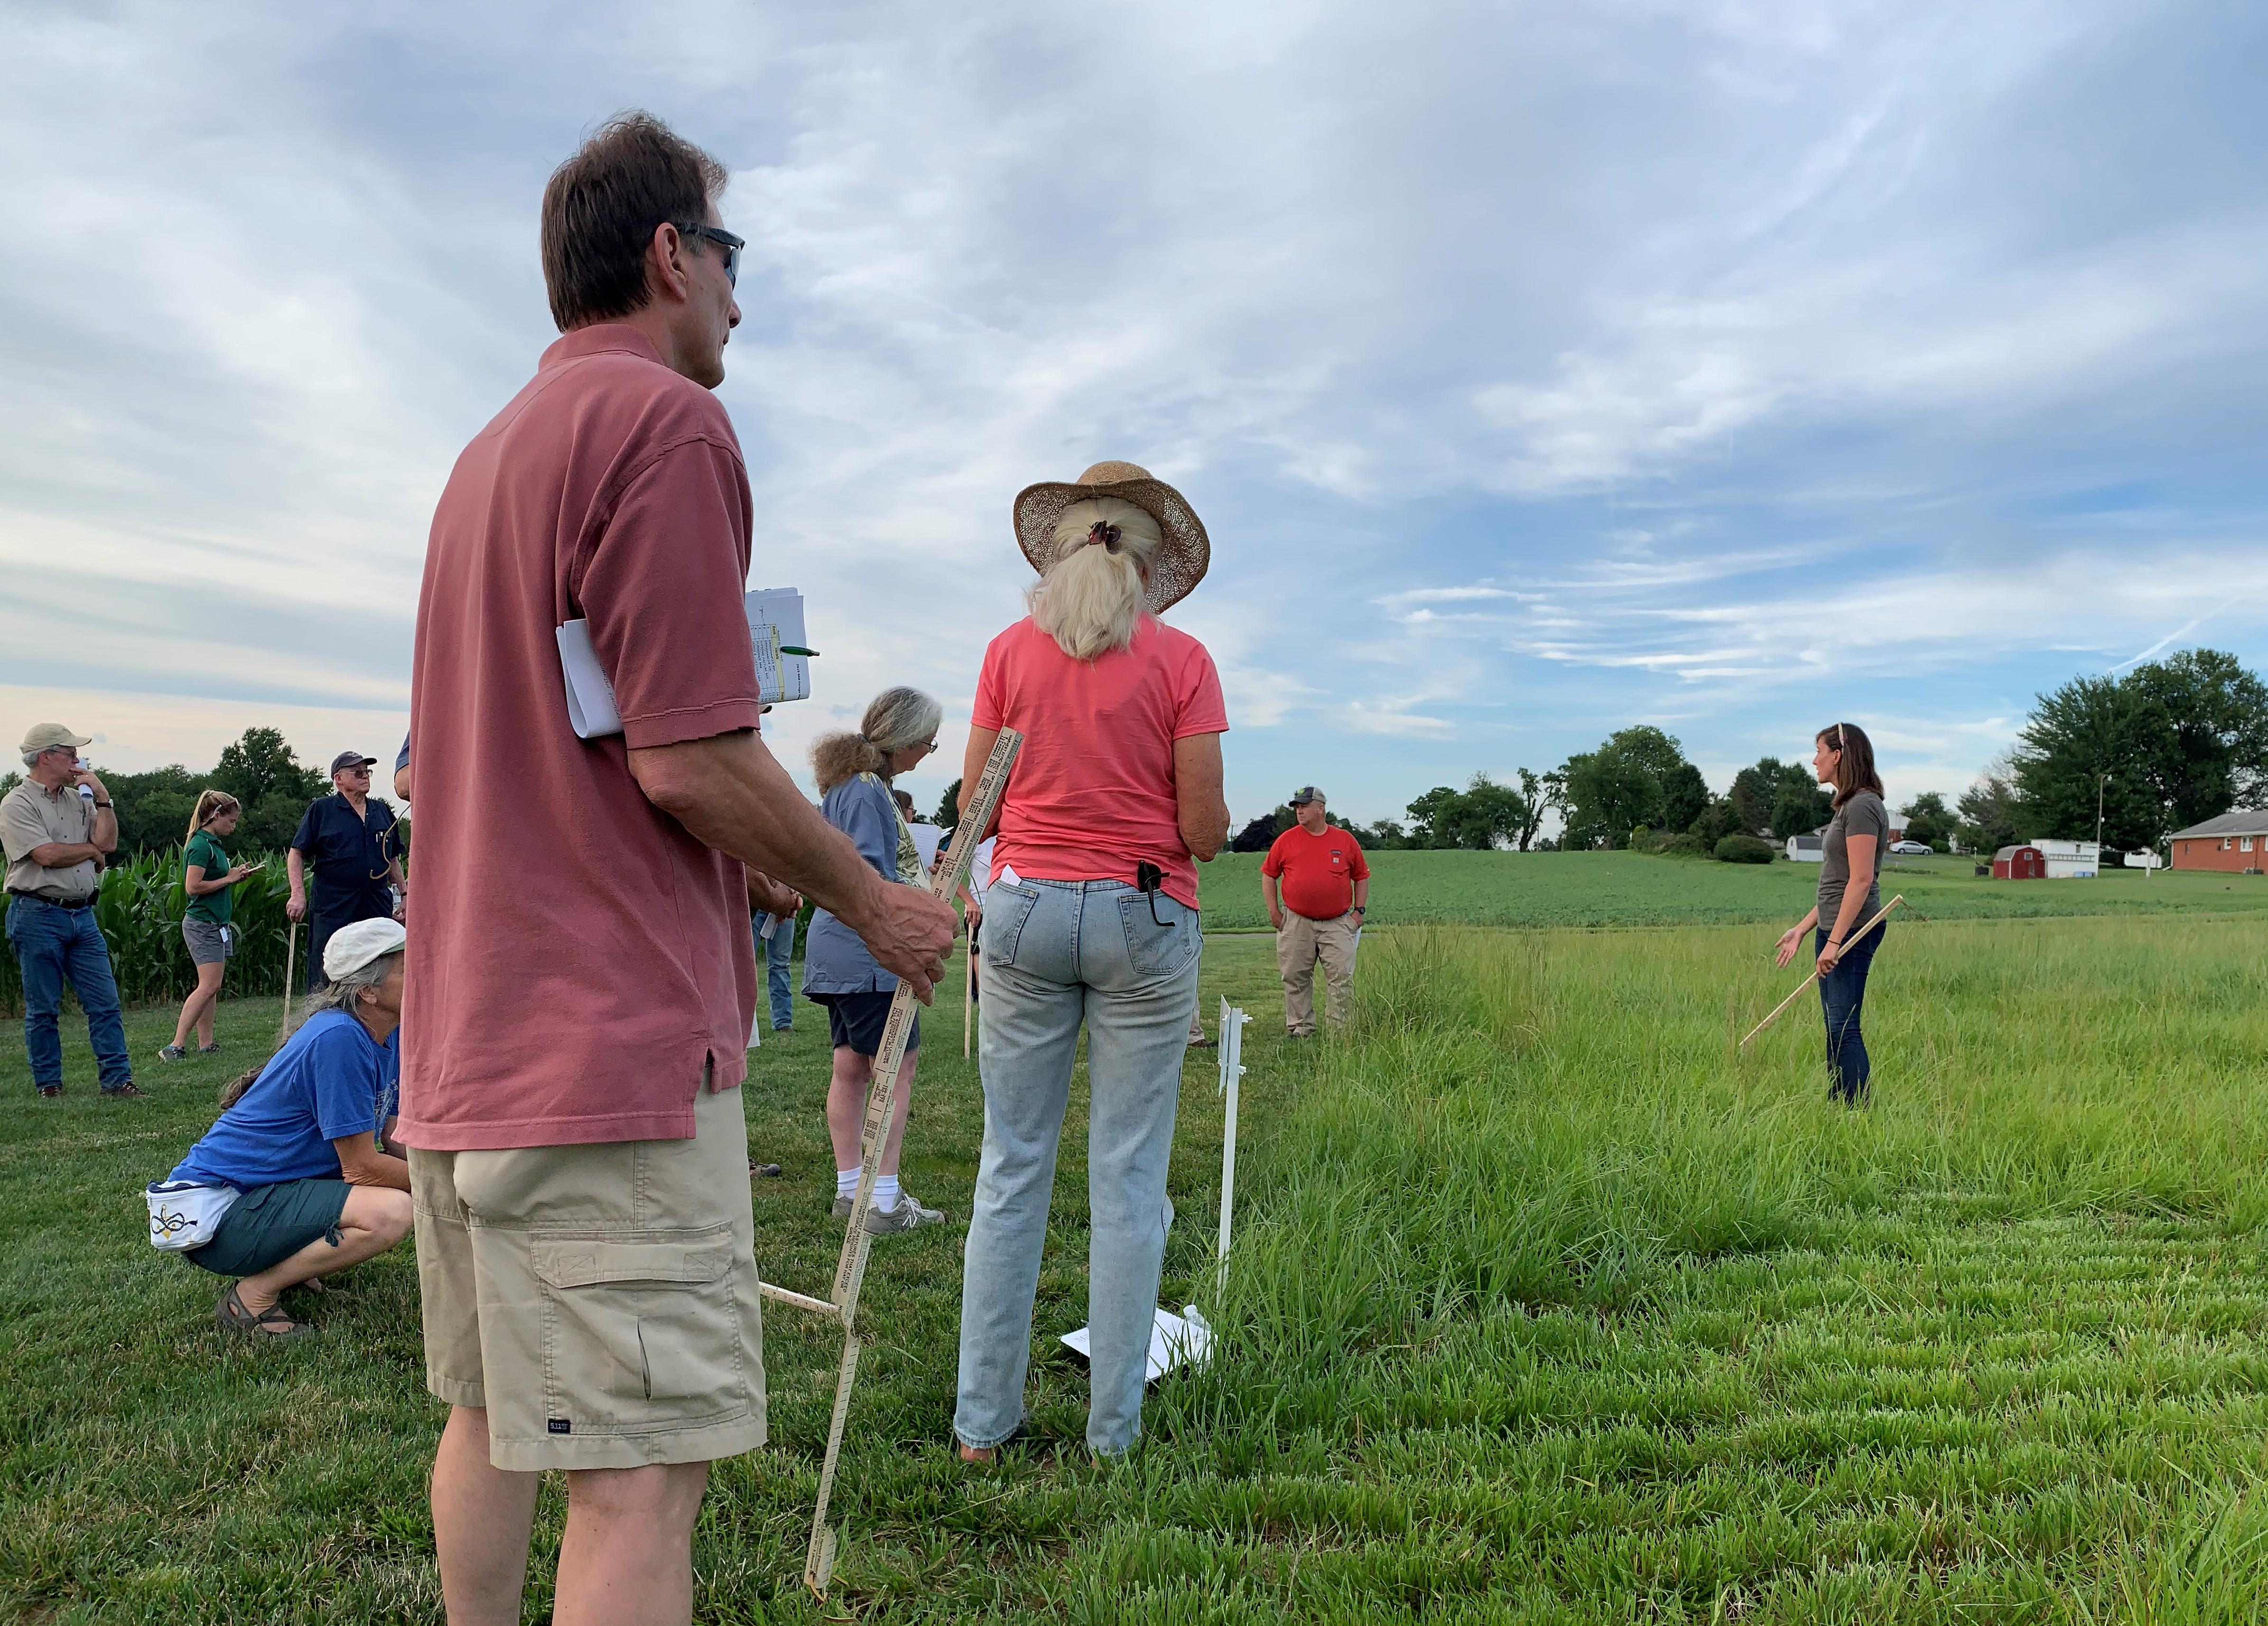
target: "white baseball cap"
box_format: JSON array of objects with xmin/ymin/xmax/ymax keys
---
[{"xmin": 324, "ymin": 918, "xmax": 406, "ymax": 981}]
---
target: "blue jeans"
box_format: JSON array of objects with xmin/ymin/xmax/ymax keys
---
[
  {"xmin": 1817, "ymin": 921, "xmax": 1883, "ymax": 1105},
  {"xmin": 6, "ymin": 895, "xmax": 132, "ymax": 1091},
  {"xmin": 759, "ymin": 912, "xmax": 797, "ymax": 1030},
  {"xmin": 956, "ymin": 878, "xmax": 1200, "ymax": 1457}
]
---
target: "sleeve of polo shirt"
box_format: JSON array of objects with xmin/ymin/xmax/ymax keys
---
[
  {"xmin": 307, "ymin": 1025, "xmax": 383, "ymax": 1142},
  {"xmin": 0, "ymin": 792, "xmax": 43, "ymax": 864},
  {"xmin": 580, "ymin": 437, "xmax": 763, "ymax": 750},
  {"xmin": 1260, "ymin": 833, "xmax": 1288, "ymax": 879},
  {"xmin": 1172, "ymin": 642, "xmax": 1230, "ymax": 740},
  {"xmin": 291, "ymin": 801, "xmax": 320, "ymax": 855},
  {"xmin": 841, "ymin": 778, "xmax": 899, "ymax": 880},
  {"xmin": 1346, "ymin": 836, "xmax": 1371, "ymax": 881}
]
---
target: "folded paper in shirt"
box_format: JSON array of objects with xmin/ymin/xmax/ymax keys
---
[{"xmin": 558, "ymin": 586, "xmax": 811, "ymax": 739}]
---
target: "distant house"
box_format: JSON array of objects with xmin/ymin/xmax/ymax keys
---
[
  {"xmin": 1993, "ymin": 845, "xmax": 2046, "ymax": 879},
  {"xmin": 2169, "ymin": 811, "xmax": 2268, "ymax": 873},
  {"xmin": 1786, "ymin": 835, "xmax": 1824, "ymax": 863}
]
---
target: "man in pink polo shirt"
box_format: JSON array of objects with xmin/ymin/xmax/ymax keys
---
[{"xmin": 401, "ymin": 113, "xmax": 956, "ymax": 1625}]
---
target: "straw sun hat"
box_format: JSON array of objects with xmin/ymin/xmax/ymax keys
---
[{"xmin": 1012, "ymin": 460, "xmax": 1210, "ymax": 612}]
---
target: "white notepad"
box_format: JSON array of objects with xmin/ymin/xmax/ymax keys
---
[{"xmin": 557, "ymin": 586, "xmax": 811, "ymax": 740}]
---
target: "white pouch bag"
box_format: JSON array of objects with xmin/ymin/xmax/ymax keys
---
[{"xmin": 145, "ymin": 1180, "xmax": 241, "ymax": 1252}]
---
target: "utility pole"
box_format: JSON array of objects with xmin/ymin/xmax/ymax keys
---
[{"xmin": 2095, "ymin": 772, "xmax": 2108, "ymax": 869}]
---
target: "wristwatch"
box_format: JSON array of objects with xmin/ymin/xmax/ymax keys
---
[{"xmin": 93, "ymin": 800, "xmax": 112, "ymax": 809}]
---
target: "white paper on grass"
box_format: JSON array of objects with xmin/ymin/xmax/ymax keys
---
[
  {"xmin": 1060, "ymin": 1306, "xmax": 1214, "ymax": 1382},
  {"xmin": 558, "ymin": 587, "xmax": 811, "ymax": 740}
]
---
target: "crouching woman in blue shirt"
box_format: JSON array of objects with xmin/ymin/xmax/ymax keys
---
[{"xmin": 163, "ymin": 918, "xmax": 413, "ymax": 1339}]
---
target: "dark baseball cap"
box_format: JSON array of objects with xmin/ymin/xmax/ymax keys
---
[
  {"xmin": 330, "ymin": 751, "xmax": 379, "ymax": 776},
  {"xmin": 1289, "ymin": 786, "xmax": 1325, "ymax": 805}
]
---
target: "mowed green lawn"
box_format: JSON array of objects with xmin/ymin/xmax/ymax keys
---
[
  {"xmin": 1196, "ymin": 847, "xmax": 2268, "ymax": 930},
  {"xmin": 6, "ymin": 880, "xmax": 2268, "ymax": 1621}
]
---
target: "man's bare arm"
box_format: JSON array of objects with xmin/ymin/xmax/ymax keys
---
[
  {"xmin": 631, "ymin": 729, "xmax": 955, "ymax": 999},
  {"xmin": 27, "ymin": 841, "xmax": 103, "ymax": 869}
]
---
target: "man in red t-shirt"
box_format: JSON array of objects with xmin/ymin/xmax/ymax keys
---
[
  {"xmin": 1260, "ymin": 786, "xmax": 1370, "ymax": 1035},
  {"xmin": 402, "ymin": 114, "xmax": 955, "ymax": 1624}
]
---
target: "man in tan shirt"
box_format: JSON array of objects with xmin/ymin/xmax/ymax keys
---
[{"xmin": 2, "ymin": 723, "xmax": 137, "ymax": 1097}]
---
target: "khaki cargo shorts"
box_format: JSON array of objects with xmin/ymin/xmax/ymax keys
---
[{"xmin": 409, "ymin": 1081, "xmax": 766, "ymax": 1471}]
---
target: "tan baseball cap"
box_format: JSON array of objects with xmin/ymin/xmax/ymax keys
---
[{"xmin": 20, "ymin": 723, "xmax": 92, "ymax": 755}]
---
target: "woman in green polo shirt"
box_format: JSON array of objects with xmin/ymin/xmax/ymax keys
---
[{"xmin": 162, "ymin": 791, "xmax": 256, "ymax": 1062}]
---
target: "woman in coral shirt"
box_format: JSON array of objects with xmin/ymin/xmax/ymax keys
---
[{"xmin": 953, "ymin": 461, "xmax": 1229, "ymax": 1463}]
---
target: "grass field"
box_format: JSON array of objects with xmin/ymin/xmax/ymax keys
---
[
  {"xmin": 1195, "ymin": 848, "xmax": 2268, "ymax": 930},
  {"xmin": 7, "ymin": 890, "xmax": 2268, "ymax": 1621}
]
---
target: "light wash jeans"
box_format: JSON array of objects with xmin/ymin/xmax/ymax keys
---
[
  {"xmin": 754, "ymin": 911, "xmax": 798, "ymax": 1030},
  {"xmin": 955, "ymin": 877, "xmax": 1199, "ymax": 1456}
]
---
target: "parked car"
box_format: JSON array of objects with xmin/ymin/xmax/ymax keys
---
[{"xmin": 1888, "ymin": 839, "xmax": 1933, "ymax": 855}]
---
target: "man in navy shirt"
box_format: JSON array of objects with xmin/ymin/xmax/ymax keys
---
[{"xmin": 288, "ymin": 751, "xmax": 406, "ymax": 988}]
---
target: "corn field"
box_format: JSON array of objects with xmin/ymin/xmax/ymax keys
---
[{"xmin": 0, "ymin": 848, "xmax": 302, "ymax": 1018}]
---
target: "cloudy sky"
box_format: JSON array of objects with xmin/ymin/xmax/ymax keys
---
[{"xmin": 4, "ymin": 0, "xmax": 2263, "ymax": 827}]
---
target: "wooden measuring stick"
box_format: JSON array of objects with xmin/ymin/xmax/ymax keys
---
[
  {"xmin": 1738, "ymin": 894, "xmax": 1903, "ymax": 1051},
  {"xmin": 279, "ymin": 919, "xmax": 297, "ymax": 1039},
  {"xmin": 801, "ymin": 725, "xmax": 1022, "ymax": 1597}
]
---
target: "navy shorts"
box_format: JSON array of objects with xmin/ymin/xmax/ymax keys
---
[
  {"xmin": 809, "ymin": 990, "xmax": 920, "ymax": 1057},
  {"xmin": 184, "ymin": 1178, "xmax": 351, "ymax": 1277}
]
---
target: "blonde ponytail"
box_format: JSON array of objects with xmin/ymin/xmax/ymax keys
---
[
  {"xmin": 1029, "ymin": 497, "xmax": 1161, "ymax": 660},
  {"xmin": 184, "ymin": 789, "xmax": 239, "ymax": 844}
]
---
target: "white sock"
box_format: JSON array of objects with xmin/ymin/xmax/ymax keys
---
[
  {"xmin": 836, "ymin": 1168, "xmax": 860, "ymax": 1199},
  {"xmin": 871, "ymin": 1175, "xmax": 901, "ymax": 1213}
]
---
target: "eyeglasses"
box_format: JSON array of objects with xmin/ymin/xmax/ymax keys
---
[{"xmin": 677, "ymin": 222, "xmax": 744, "ymax": 287}]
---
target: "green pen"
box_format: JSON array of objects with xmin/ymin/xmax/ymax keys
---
[{"xmin": 779, "ymin": 646, "xmax": 818, "ymax": 657}]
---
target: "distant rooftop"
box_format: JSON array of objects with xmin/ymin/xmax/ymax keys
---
[{"xmin": 2169, "ymin": 810, "xmax": 2268, "ymax": 840}]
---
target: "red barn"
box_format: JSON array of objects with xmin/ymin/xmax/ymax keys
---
[
  {"xmin": 1993, "ymin": 845, "xmax": 2046, "ymax": 879},
  {"xmin": 2169, "ymin": 811, "xmax": 2268, "ymax": 873}
]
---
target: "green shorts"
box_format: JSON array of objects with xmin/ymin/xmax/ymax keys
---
[{"xmin": 184, "ymin": 1178, "xmax": 351, "ymax": 1277}]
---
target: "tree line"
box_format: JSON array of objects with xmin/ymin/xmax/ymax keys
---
[
  {"xmin": 0, "ymin": 727, "xmax": 343, "ymax": 861},
  {"xmin": 1221, "ymin": 647, "xmax": 2266, "ymax": 858},
  {"xmin": 22, "ymin": 646, "xmax": 2250, "ymax": 870}
]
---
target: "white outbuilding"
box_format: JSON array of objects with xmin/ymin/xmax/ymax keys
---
[{"xmin": 2028, "ymin": 838, "xmax": 2100, "ymax": 879}]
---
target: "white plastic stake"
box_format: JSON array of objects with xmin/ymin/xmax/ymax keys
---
[{"xmin": 1214, "ymin": 1000, "xmax": 1248, "ymax": 1286}]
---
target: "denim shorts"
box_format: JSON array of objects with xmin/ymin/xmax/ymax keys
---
[{"xmin": 183, "ymin": 1178, "xmax": 350, "ymax": 1277}]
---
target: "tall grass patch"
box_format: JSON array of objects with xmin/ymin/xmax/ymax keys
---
[{"xmin": 1195, "ymin": 918, "xmax": 2268, "ymax": 1429}]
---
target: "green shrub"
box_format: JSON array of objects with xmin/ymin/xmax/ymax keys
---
[
  {"xmin": 1658, "ymin": 832, "xmax": 1707, "ymax": 857},
  {"xmin": 1714, "ymin": 833, "xmax": 1777, "ymax": 864}
]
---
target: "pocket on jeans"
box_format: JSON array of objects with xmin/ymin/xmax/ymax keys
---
[
  {"xmin": 532, "ymin": 1235, "xmax": 744, "ymax": 1420},
  {"xmin": 983, "ymin": 883, "xmax": 1040, "ymax": 967},
  {"xmin": 1118, "ymin": 893, "xmax": 1199, "ymax": 977}
]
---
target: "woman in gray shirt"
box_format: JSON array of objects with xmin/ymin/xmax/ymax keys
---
[{"xmin": 1774, "ymin": 722, "xmax": 1889, "ymax": 1104}]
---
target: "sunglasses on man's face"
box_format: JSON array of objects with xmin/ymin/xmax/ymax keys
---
[{"xmin": 678, "ymin": 223, "xmax": 744, "ymax": 287}]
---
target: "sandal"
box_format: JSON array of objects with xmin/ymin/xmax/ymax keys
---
[{"xmin": 218, "ymin": 1284, "xmax": 314, "ymax": 1340}]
